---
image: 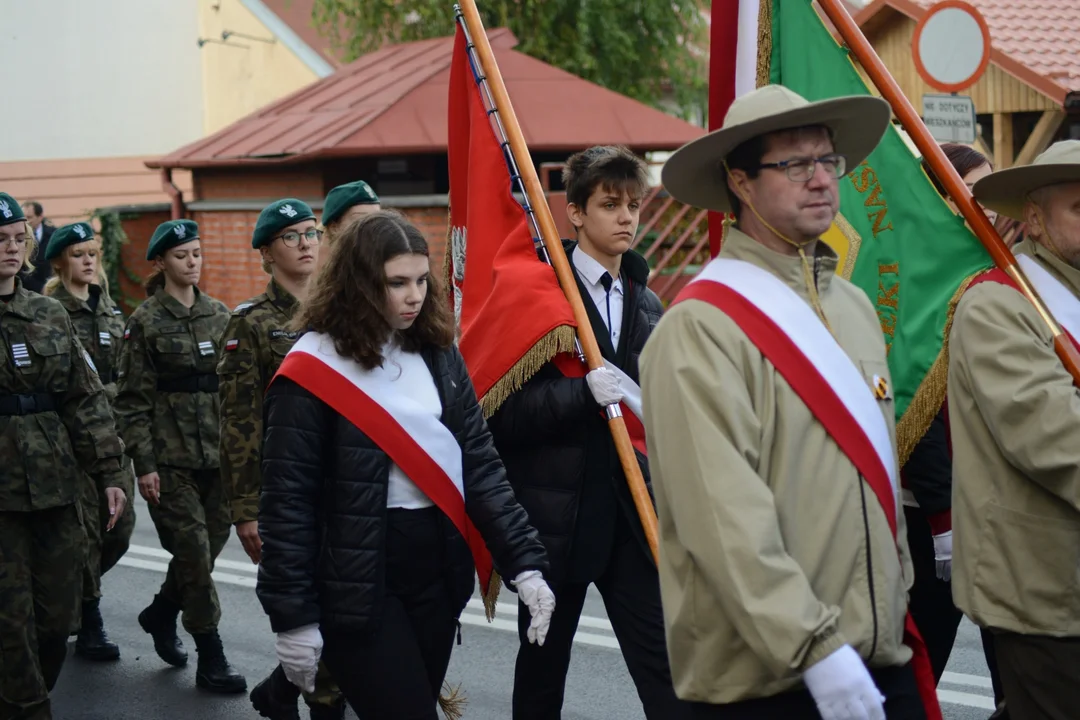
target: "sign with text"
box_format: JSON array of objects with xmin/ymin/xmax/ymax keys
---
[{"xmin": 922, "ymin": 94, "xmax": 977, "ymax": 144}]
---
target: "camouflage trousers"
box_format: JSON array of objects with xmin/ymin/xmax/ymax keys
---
[
  {"xmin": 147, "ymin": 467, "xmax": 230, "ymax": 635},
  {"xmin": 0, "ymin": 505, "xmax": 83, "ymax": 720},
  {"xmin": 78, "ymin": 464, "xmax": 136, "ymax": 603}
]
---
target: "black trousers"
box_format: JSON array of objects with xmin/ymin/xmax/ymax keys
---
[
  {"xmin": 512, "ymin": 518, "xmax": 691, "ymax": 720},
  {"xmin": 688, "ymin": 663, "xmax": 926, "ymax": 719},
  {"xmin": 321, "ymin": 507, "xmax": 458, "ymax": 720},
  {"xmin": 903, "ymin": 505, "xmax": 963, "ymax": 681},
  {"xmin": 993, "ymin": 630, "xmax": 1080, "ymax": 720}
]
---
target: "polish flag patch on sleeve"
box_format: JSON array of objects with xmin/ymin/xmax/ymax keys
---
[
  {"xmin": 225, "ymin": 339, "xmax": 239, "ymax": 351},
  {"xmin": 124, "ymin": 328, "xmax": 131, "ymax": 339}
]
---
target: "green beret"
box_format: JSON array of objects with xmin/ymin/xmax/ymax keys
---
[
  {"xmin": 147, "ymin": 219, "xmax": 199, "ymax": 260},
  {"xmin": 322, "ymin": 181, "xmax": 379, "ymax": 226},
  {"xmin": 0, "ymin": 192, "xmax": 26, "ymax": 227},
  {"xmin": 46, "ymin": 222, "xmax": 95, "ymax": 261},
  {"xmin": 252, "ymin": 199, "xmax": 316, "ymax": 249}
]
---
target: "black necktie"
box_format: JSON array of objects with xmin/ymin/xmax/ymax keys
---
[{"xmin": 600, "ymin": 272, "xmax": 613, "ymax": 341}]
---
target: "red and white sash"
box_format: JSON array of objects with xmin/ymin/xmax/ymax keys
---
[
  {"xmin": 553, "ymin": 354, "xmax": 647, "ymax": 456},
  {"xmin": 273, "ymin": 332, "xmax": 495, "ymax": 595},
  {"xmin": 672, "ymin": 257, "xmax": 942, "ymax": 720},
  {"xmin": 969, "ymin": 257, "xmax": 1080, "ymax": 353}
]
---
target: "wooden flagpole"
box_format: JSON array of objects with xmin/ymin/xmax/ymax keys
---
[
  {"xmin": 457, "ymin": 0, "xmax": 660, "ymax": 563},
  {"xmin": 817, "ymin": 0, "xmax": 1080, "ymax": 385}
]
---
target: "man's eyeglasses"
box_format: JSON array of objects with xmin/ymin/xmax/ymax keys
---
[
  {"xmin": 275, "ymin": 228, "xmax": 323, "ymax": 247},
  {"xmin": 756, "ymin": 154, "xmax": 847, "ymax": 182}
]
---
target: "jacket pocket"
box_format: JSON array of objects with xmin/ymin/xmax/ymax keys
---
[
  {"xmin": 153, "ymin": 334, "xmax": 193, "ymax": 375},
  {"xmin": 975, "ymin": 502, "xmax": 1080, "ymax": 630},
  {"xmin": 23, "ymin": 327, "xmax": 72, "ymax": 391}
]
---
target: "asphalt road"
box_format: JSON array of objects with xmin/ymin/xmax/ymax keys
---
[{"xmin": 51, "ymin": 498, "xmax": 998, "ymax": 719}]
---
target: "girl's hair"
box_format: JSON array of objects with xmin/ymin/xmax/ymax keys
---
[
  {"xmin": 922, "ymin": 143, "xmax": 991, "ymax": 197},
  {"xmin": 44, "ymin": 239, "xmax": 109, "ymax": 296},
  {"xmin": 293, "ymin": 210, "xmax": 454, "ymax": 369},
  {"xmin": 144, "ymin": 268, "xmax": 166, "ymax": 297},
  {"xmin": 20, "ymin": 220, "xmax": 36, "ymax": 275}
]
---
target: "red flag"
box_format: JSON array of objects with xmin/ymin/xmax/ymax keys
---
[
  {"xmin": 708, "ymin": 0, "xmax": 762, "ymax": 257},
  {"xmin": 447, "ymin": 27, "xmax": 576, "ymax": 414}
]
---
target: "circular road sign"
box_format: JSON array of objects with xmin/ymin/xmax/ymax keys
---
[{"xmin": 912, "ymin": 1, "xmax": 992, "ymax": 93}]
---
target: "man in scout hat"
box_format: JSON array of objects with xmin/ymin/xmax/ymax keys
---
[
  {"xmin": 948, "ymin": 140, "xmax": 1080, "ymax": 719},
  {"xmin": 641, "ymin": 85, "xmax": 934, "ymax": 719}
]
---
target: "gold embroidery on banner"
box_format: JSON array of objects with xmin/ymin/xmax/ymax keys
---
[
  {"xmin": 756, "ymin": 0, "xmax": 773, "ymax": 88},
  {"xmin": 876, "ymin": 262, "xmax": 900, "ymax": 356},
  {"xmin": 834, "ymin": 213, "xmax": 862, "ymax": 279},
  {"xmin": 849, "ymin": 162, "xmax": 895, "ymax": 239},
  {"xmin": 896, "ymin": 272, "xmax": 983, "ymax": 467}
]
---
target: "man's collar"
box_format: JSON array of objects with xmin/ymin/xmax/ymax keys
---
[
  {"xmin": 719, "ymin": 226, "xmax": 839, "ymax": 299},
  {"xmin": 1017, "ymin": 237, "xmax": 1080, "ymax": 298},
  {"xmin": 573, "ymin": 245, "xmax": 623, "ymax": 291}
]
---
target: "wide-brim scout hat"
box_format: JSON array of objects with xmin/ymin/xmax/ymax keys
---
[
  {"xmin": 973, "ymin": 140, "xmax": 1080, "ymax": 221},
  {"xmin": 662, "ymin": 85, "xmax": 892, "ymax": 213}
]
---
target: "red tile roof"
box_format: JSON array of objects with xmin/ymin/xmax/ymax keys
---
[
  {"xmin": 0, "ymin": 158, "xmax": 192, "ymax": 226},
  {"xmin": 857, "ymin": 0, "xmax": 1080, "ymax": 102},
  {"xmin": 149, "ymin": 29, "xmax": 704, "ymax": 169}
]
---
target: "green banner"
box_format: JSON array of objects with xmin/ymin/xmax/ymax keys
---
[{"xmin": 768, "ymin": 0, "xmax": 992, "ymax": 461}]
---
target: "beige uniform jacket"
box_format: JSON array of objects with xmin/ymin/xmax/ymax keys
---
[
  {"xmin": 949, "ymin": 238, "xmax": 1080, "ymax": 637},
  {"xmin": 640, "ymin": 228, "xmax": 913, "ymax": 704}
]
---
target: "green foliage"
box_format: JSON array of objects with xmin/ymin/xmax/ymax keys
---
[
  {"xmin": 310, "ymin": 0, "xmax": 708, "ymax": 120},
  {"xmin": 91, "ymin": 209, "xmax": 143, "ymax": 311}
]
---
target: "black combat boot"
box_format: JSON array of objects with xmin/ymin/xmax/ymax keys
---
[
  {"xmin": 250, "ymin": 665, "xmax": 301, "ymax": 720},
  {"xmin": 193, "ymin": 630, "xmax": 248, "ymax": 694},
  {"xmin": 137, "ymin": 593, "xmax": 188, "ymax": 667},
  {"xmin": 307, "ymin": 699, "xmax": 346, "ymax": 720},
  {"xmin": 75, "ymin": 598, "xmax": 121, "ymax": 661}
]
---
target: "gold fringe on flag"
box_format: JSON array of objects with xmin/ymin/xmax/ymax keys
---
[
  {"xmin": 482, "ymin": 571, "xmax": 502, "ymax": 620},
  {"xmin": 895, "ymin": 271, "xmax": 982, "ymax": 466},
  {"xmin": 756, "ymin": 0, "xmax": 774, "ymax": 88},
  {"xmin": 478, "ymin": 324, "xmax": 577, "ymax": 418},
  {"xmin": 438, "ymin": 681, "xmax": 467, "ymax": 720}
]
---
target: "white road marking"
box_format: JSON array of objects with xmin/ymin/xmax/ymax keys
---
[{"xmin": 120, "ymin": 544, "xmax": 995, "ymax": 709}]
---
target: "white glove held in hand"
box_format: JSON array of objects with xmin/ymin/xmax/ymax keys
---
[
  {"xmin": 803, "ymin": 645, "xmax": 886, "ymax": 720},
  {"xmin": 933, "ymin": 530, "xmax": 953, "ymax": 582},
  {"xmin": 514, "ymin": 570, "xmax": 556, "ymax": 646},
  {"xmin": 275, "ymin": 624, "xmax": 323, "ymax": 693},
  {"xmin": 586, "ymin": 367, "xmax": 623, "ymax": 407}
]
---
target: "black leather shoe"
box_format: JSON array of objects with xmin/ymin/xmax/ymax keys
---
[
  {"xmin": 75, "ymin": 599, "xmax": 121, "ymax": 661},
  {"xmin": 193, "ymin": 631, "xmax": 248, "ymax": 694},
  {"xmin": 137, "ymin": 594, "xmax": 187, "ymax": 667},
  {"xmin": 250, "ymin": 666, "xmax": 301, "ymax": 720}
]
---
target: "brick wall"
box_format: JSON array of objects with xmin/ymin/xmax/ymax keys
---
[{"xmin": 116, "ymin": 209, "xmax": 169, "ymax": 315}]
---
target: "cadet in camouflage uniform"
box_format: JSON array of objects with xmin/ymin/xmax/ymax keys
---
[
  {"xmin": 220, "ymin": 199, "xmax": 345, "ymax": 720},
  {"xmin": 113, "ymin": 219, "xmax": 246, "ymax": 694},
  {"xmin": 0, "ymin": 193, "xmax": 129, "ymax": 719},
  {"xmin": 318, "ymin": 180, "xmax": 380, "ymax": 268},
  {"xmin": 43, "ymin": 221, "xmax": 136, "ymax": 662}
]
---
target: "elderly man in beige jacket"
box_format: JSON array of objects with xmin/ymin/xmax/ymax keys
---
[
  {"xmin": 949, "ymin": 140, "xmax": 1080, "ymax": 720},
  {"xmin": 641, "ymin": 85, "xmax": 939, "ymax": 720}
]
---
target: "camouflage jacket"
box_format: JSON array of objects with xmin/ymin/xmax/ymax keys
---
[
  {"xmin": 115, "ymin": 287, "xmax": 230, "ymax": 476},
  {"xmin": 51, "ymin": 283, "xmax": 125, "ymax": 408},
  {"xmin": 217, "ymin": 280, "xmax": 301, "ymax": 524},
  {"xmin": 0, "ymin": 280, "xmax": 128, "ymax": 511}
]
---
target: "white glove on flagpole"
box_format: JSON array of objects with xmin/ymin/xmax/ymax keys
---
[
  {"xmin": 932, "ymin": 530, "xmax": 953, "ymax": 582},
  {"xmin": 514, "ymin": 570, "xmax": 556, "ymax": 646},
  {"xmin": 586, "ymin": 367, "xmax": 623, "ymax": 407},
  {"xmin": 803, "ymin": 645, "xmax": 886, "ymax": 720},
  {"xmin": 275, "ymin": 623, "xmax": 323, "ymax": 693}
]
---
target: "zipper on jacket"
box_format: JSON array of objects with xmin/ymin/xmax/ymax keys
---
[{"xmin": 858, "ymin": 478, "xmax": 879, "ymax": 660}]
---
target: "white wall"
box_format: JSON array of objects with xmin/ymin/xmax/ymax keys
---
[{"xmin": 1, "ymin": 0, "xmax": 204, "ymax": 160}]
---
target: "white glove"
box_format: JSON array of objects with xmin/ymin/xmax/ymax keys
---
[
  {"xmin": 933, "ymin": 530, "xmax": 953, "ymax": 582},
  {"xmin": 274, "ymin": 624, "xmax": 323, "ymax": 693},
  {"xmin": 514, "ymin": 570, "xmax": 556, "ymax": 646},
  {"xmin": 586, "ymin": 367, "xmax": 623, "ymax": 407},
  {"xmin": 803, "ymin": 645, "xmax": 886, "ymax": 720}
]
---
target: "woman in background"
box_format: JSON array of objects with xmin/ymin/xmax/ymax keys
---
[
  {"xmin": 43, "ymin": 221, "xmax": 135, "ymax": 662},
  {"xmin": 114, "ymin": 219, "xmax": 244, "ymax": 695}
]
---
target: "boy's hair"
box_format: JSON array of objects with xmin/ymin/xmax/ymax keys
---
[{"xmin": 563, "ymin": 146, "xmax": 650, "ymax": 210}]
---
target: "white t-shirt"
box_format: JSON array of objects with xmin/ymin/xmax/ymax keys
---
[{"xmin": 382, "ymin": 342, "xmax": 440, "ymax": 509}]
